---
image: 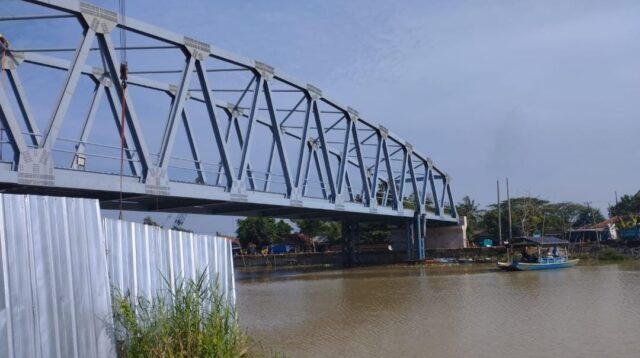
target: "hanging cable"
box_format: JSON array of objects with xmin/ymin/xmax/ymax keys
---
[
  {"xmin": 117, "ymin": 0, "xmax": 128, "ymax": 220},
  {"xmin": 0, "ymin": 34, "xmax": 9, "ymax": 162}
]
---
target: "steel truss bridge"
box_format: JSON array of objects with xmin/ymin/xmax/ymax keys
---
[{"xmin": 0, "ymin": 0, "xmax": 458, "ymax": 260}]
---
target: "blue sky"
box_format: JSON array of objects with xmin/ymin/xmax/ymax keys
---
[{"xmin": 4, "ymin": 0, "xmax": 640, "ymax": 234}]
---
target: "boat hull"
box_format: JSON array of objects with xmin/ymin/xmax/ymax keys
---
[{"xmin": 497, "ymin": 259, "xmax": 580, "ymax": 271}]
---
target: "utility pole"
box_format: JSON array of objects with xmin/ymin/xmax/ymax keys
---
[
  {"xmin": 506, "ymin": 177, "xmax": 512, "ymax": 241},
  {"xmin": 497, "ymin": 180, "xmax": 502, "ymax": 246}
]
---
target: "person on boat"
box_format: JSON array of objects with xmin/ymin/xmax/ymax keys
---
[
  {"xmin": 552, "ymin": 246, "xmax": 559, "ymax": 257},
  {"xmin": 520, "ymin": 248, "xmax": 531, "ymax": 263}
]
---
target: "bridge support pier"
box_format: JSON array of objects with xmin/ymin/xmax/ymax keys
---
[
  {"xmin": 410, "ymin": 214, "xmax": 426, "ymax": 261},
  {"xmin": 341, "ymin": 220, "xmax": 360, "ymax": 267}
]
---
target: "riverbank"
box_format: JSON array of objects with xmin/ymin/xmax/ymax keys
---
[
  {"xmin": 233, "ymin": 247, "xmax": 507, "ymax": 268},
  {"xmin": 233, "ymin": 243, "xmax": 640, "ymax": 269}
]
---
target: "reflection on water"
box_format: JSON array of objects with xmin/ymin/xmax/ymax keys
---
[{"xmin": 236, "ymin": 262, "xmax": 640, "ymax": 358}]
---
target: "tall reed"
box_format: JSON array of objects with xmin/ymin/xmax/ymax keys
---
[{"xmin": 111, "ymin": 272, "xmax": 250, "ymax": 357}]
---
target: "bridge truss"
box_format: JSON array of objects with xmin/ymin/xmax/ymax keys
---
[{"xmin": 0, "ymin": 0, "xmax": 458, "ymax": 259}]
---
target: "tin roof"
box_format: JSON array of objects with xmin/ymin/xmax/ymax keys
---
[{"xmin": 507, "ymin": 236, "xmax": 569, "ymax": 247}]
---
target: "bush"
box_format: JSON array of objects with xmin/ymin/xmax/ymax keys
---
[
  {"xmin": 597, "ymin": 248, "xmax": 625, "ymax": 261},
  {"xmin": 111, "ymin": 272, "xmax": 250, "ymax": 357}
]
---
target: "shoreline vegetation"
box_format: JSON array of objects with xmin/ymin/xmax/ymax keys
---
[
  {"xmin": 110, "ymin": 273, "xmax": 279, "ymax": 358},
  {"xmin": 232, "ymin": 243, "xmax": 639, "ymax": 270}
]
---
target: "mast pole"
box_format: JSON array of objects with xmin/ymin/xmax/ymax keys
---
[{"xmin": 497, "ymin": 180, "xmax": 502, "ymax": 246}]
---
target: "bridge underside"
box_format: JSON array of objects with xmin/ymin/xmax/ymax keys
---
[
  {"xmin": 0, "ymin": 0, "xmax": 459, "ymax": 235},
  {"xmin": 0, "ymin": 178, "xmax": 452, "ymax": 226}
]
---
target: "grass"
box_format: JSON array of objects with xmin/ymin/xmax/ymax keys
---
[{"xmin": 111, "ymin": 272, "xmax": 251, "ymax": 357}]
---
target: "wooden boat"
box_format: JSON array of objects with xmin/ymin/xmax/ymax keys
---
[{"xmin": 497, "ymin": 236, "xmax": 579, "ymax": 271}]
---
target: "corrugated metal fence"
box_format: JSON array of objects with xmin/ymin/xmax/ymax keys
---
[
  {"xmin": 0, "ymin": 195, "xmax": 113, "ymax": 358},
  {"xmin": 104, "ymin": 218, "xmax": 235, "ymax": 304},
  {"xmin": 0, "ymin": 195, "xmax": 236, "ymax": 358}
]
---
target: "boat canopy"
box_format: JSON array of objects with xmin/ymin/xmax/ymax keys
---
[{"xmin": 506, "ymin": 236, "xmax": 569, "ymax": 247}]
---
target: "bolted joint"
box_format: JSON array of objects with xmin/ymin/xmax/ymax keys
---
[
  {"xmin": 347, "ymin": 106, "xmax": 359, "ymax": 121},
  {"xmin": 168, "ymin": 84, "xmax": 178, "ymax": 96},
  {"xmin": 254, "ymin": 61, "xmax": 275, "ymax": 80},
  {"xmin": 405, "ymin": 142, "xmax": 413, "ymax": 154},
  {"xmin": 1, "ymin": 51, "xmax": 24, "ymax": 70},
  {"xmin": 308, "ymin": 138, "xmax": 319, "ymax": 150},
  {"xmin": 426, "ymin": 158, "xmax": 433, "ymax": 168},
  {"xmin": 80, "ymin": 2, "xmax": 118, "ymax": 34},
  {"xmin": 306, "ymin": 84, "xmax": 322, "ymax": 100},
  {"xmin": 379, "ymin": 125, "xmax": 389, "ymax": 139},
  {"xmin": 226, "ymin": 103, "xmax": 243, "ymax": 118},
  {"xmin": 184, "ymin": 36, "xmax": 211, "ymax": 61}
]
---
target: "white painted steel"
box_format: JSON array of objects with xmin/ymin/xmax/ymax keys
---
[
  {"xmin": 0, "ymin": 194, "xmax": 114, "ymax": 358},
  {"xmin": 103, "ymin": 218, "xmax": 236, "ymax": 305}
]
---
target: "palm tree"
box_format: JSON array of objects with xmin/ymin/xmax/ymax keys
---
[{"xmin": 456, "ymin": 196, "xmax": 481, "ymax": 242}]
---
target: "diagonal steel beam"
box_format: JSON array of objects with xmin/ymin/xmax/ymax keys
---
[
  {"xmin": 236, "ymin": 75, "xmax": 263, "ymax": 183},
  {"xmin": 262, "ymin": 80, "xmax": 292, "ymax": 195},
  {"xmin": 293, "ymin": 98, "xmax": 311, "ymax": 189},
  {"xmin": 42, "ymin": 27, "xmax": 96, "ymax": 150},
  {"xmin": 71, "ymin": 82, "xmax": 104, "ymax": 168},
  {"xmin": 398, "ymin": 148, "xmax": 408, "ymax": 204},
  {"xmin": 312, "ymin": 148, "xmax": 328, "ymax": 199},
  {"xmin": 301, "ymin": 142, "xmax": 313, "ymax": 197},
  {"xmin": 262, "ymin": 139, "xmax": 276, "ymax": 192},
  {"xmin": 446, "ymin": 182, "xmax": 457, "ymax": 218},
  {"xmin": 336, "ymin": 115, "xmax": 352, "ymax": 196},
  {"xmin": 214, "ymin": 113, "xmax": 235, "ymax": 186},
  {"xmin": 6, "ymin": 69, "xmax": 40, "ymax": 146},
  {"xmin": 370, "ymin": 133, "xmax": 382, "ymax": 203},
  {"xmin": 194, "ymin": 59, "xmax": 234, "ymax": 190},
  {"xmin": 97, "ymin": 33, "xmax": 151, "ymax": 176},
  {"xmin": 0, "ymin": 83, "xmax": 27, "ymax": 158},
  {"xmin": 279, "ymin": 96, "xmax": 305, "ymax": 126},
  {"xmin": 382, "ymin": 139, "xmax": 399, "ymax": 209},
  {"xmin": 157, "ymin": 55, "xmax": 195, "ymax": 169},
  {"xmin": 104, "ymin": 85, "xmax": 141, "ymax": 176},
  {"xmin": 181, "ymin": 109, "xmax": 206, "ymax": 184},
  {"xmin": 231, "ymin": 115, "xmax": 256, "ymax": 191},
  {"xmin": 351, "ymin": 121, "xmax": 371, "ymax": 205},
  {"xmin": 428, "ymin": 166, "xmax": 441, "ymax": 215},
  {"xmin": 311, "ymin": 100, "xmax": 336, "ymax": 200},
  {"xmin": 407, "ymin": 154, "xmax": 421, "ymax": 212}
]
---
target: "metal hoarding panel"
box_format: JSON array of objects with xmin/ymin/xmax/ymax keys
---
[
  {"xmin": 104, "ymin": 218, "xmax": 235, "ymax": 305},
  {"xmin": 0, "ymin": 194, "xmax": 114, "ymax": 358}
]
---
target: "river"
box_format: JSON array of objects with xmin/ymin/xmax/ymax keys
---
[{"xmin": 236, "ymin": 262, "xmax": 640, "ymax": 358}]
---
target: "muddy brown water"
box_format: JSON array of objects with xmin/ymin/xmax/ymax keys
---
[{"xmin": 236, "ymin": 262, "xmax": 640, "ymax": 358}]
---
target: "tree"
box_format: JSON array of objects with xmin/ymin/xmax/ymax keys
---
[
  {"xmin": 236, "ymin": 217, "xmax": 291, "ymax": 248},
  {"xmin": 456, "ymin": 196, "xmax": 483, "ymax": 239},
  {"xmin": 573, "ymin": 206, "xmax": 605, "ymax": 228},
  {"xmin": 275, "ymin": 220, "xmax": 293, "ymax": 241},
  {"xmin": 359, "ymin": 223, "xmax": 391, "ymax": 244},
  {"xmin": 293, "ymin": 219, "xmax": 341, "ymax": 243},
  {"xmin": 292, "ymin": 219, "xmax": 324, "ymax": 237},
  {"xmin": 482, "ymin": 197, "xmax": 548, "ymax": 238},
  {"xmin": 609, "ymin": 191, "xmax": 640, "ymax": 217}
]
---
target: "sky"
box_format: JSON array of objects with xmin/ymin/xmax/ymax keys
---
[{"xmin": 4, "ymin": 0, "xmax": 640, "ymax": 234}]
